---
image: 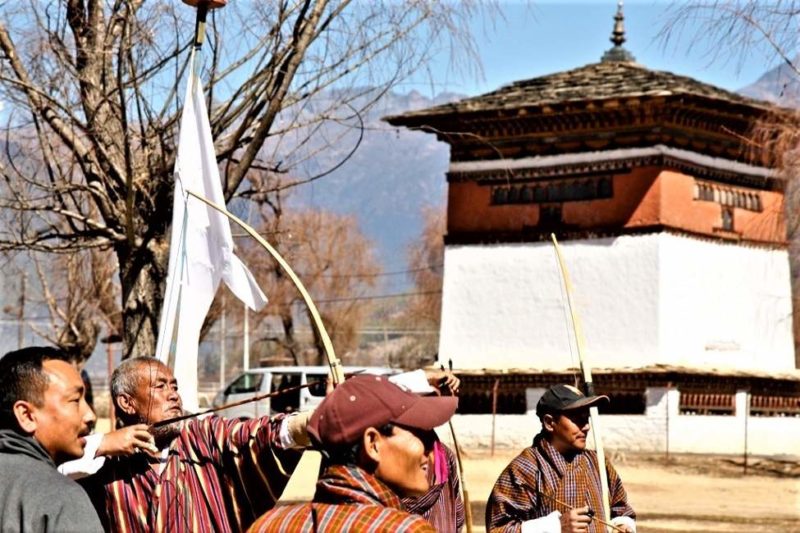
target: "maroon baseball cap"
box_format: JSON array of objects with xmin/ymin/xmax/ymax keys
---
[{"xmin": 307, "ymin": 374, "xmax": 458, "ymax": 448}]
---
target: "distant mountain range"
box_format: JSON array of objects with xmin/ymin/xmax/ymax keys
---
[
  {"xmin": 738, "ymin": 54, "xmax": 800, "ymax": 107},
  {"xmin": 284, "ymin": 90, "xmax": 463, "ymax": 291}
]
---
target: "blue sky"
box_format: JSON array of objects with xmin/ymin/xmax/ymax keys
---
[{"xmin": 401, "ymin": 0, "xmax": 787, "ymax": 98}]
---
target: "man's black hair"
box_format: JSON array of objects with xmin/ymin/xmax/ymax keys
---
[
  {"xmin": 0, "ymin": 346, "xmax": 70, "ymax": 429},
  {"xmin": 323, "ymin": 423, "xmax": 396, "ymax": 466}
]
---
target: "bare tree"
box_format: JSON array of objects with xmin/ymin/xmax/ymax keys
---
[
  {"xmin": 388, "ymin": 205, "xmax": 445, "ymax": 367},
  {"xmin": 661, "ymin": 1, "xmax": 800, "ymax": 366},
  {"xmin": 660, "ymin": 2, "xmax": 800, "ymax": 78},
  {"xmin": 405, "ymin": 206, "xmax": 445, "ymax": 328},
  {"xmin": 2, "ymin": 248, "xmax": 120, "ymax": 363},
  {"xmin": 236, "ymin": 207, "xmax": 381, "ymax": 366},
  {"xmin": 0, "ymin": 1, "xmax": 482, "ymax": 358}
]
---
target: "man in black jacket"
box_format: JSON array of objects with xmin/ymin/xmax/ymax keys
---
[{"xmin": 0, "ymin": 346, "xmax": 103, "ymax": 532}]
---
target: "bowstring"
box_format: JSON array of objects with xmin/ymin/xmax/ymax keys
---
[{"xmin": 551, "ymin": 242, "xmax": 581, "ymax": 388}]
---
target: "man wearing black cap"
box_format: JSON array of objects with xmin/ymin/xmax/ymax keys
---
[
  {"xmin": 247, "ymin": 374, "xmax": 459, "ymax": 532},
  {"xmin": 486, "ymin": 384, "xmax": 636, "ymax": 533}
]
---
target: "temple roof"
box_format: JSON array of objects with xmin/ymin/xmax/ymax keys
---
[{"xmin": 387, "ymin": 61, "xmax": 772, "ymax": 125}]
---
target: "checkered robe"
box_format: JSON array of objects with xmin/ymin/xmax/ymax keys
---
[
  {"xmin": 248, "ymin": 464, "xmax": 436, "ymax": 532},
  {"xmin": 486, "ymin": 434, "xmax": 635, "ymax": 533}
]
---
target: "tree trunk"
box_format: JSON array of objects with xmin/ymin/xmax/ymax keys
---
[
  {"xmin": 117, "ymin": 235, "xmax": 170, "ymax": 359},
  {"xmin": 281, "ymin": 312, "xmax": 301, "ymax": 366}
]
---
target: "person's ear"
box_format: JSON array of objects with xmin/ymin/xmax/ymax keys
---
[
  {"xmin": 115, "ymin": 393, "xmax": 137, "ymax": 417},
  {"xmin": 12, "ymin": 400, "xmax": 38, "ymax": 434},
  {"xmin": 362, "ymin": 427, "xmax": 382, "ymax": 463},
  {"xmin": 542, "ymin": 413, "xmax": 557, "ymax": 432}
]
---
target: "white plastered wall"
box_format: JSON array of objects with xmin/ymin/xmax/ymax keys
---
[
  {"xmin": 658, "ymin": 234, "xmax": 794, "ymax": 371},
  {"xmin": 442, "ymin": 388, "xmax": 800, "ymax": 457},
  {"xmin": 439, "ymin": 233, "xmax": 794, "ymax": 372}
]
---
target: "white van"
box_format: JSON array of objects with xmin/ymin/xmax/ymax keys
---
[{"xmin": 211, "ymin": 366, "xmax": 400, "ymax": 419}]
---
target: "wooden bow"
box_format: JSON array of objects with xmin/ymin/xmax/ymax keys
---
[
  {"xmin": 551, "ymin": 234, "xmax": 612, "ymax": 531},
  {"xmin": 186, "ymin": 189, "xmax": 346, "ymax": 386}
]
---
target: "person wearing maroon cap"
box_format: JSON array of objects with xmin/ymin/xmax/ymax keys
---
[
  {"xmin": 486, "ymin": 384, "xmax": 636, "ymax": 533},
  {"xmin": 247, "ymin": 374, "xmax": 459, "ymax": 533},
  {"xmin": 394, "ymin": 369, "xmax": 465, "ymax": 532}
]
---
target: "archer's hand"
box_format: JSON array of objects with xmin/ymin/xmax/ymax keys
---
[
  {"xmin": 97, "ymin": 425, "xmax": 158, "ymax": 457},
  {"xmin": 424, "ymin": 369, "xmax": 460, "ymax": 395},
  {"xmin": 560, "ymin": 506, "xmax": 591, "ymax": 533}
]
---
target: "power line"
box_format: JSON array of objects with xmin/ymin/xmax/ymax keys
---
[
  {"xmin": 315, "ymin": 290, "xmax": 442, "ymax": 304},
  {"xmin": 308, "ymin": 264, "xmax": 443, "ymax": 279}
]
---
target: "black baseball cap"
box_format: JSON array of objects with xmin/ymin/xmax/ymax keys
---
[{"xmin": 536, "ymin": 384, "xmax": 609, "ymax": 418}]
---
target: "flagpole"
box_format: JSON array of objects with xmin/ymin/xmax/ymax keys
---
[
  {"xmin": 183, "ymin": 0, "xmax": 226, "ymax": 81},
  {"xmin": 158, "ymin": 0, "xmax": 266, "ymax": 412}
]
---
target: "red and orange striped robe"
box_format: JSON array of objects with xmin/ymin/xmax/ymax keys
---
[
  {"xmin": 81, "ymin": 415, "xmax": 301, "ymax": 533},
  {"xmin": 248, "ymin": 464, "xmax": 436, "ymax": 533}
]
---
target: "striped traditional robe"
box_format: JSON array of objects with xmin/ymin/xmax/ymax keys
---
[
  {"xmin": 247, "ymin": 464, "xmax": 436, "ymax": 533},
  {"xmin": 81, "ymin": 415, "xmax": 301, "ymax": 533},
  {"xmin": 486, "ymin": 434, "xmax": 635, "ymax": 533}
]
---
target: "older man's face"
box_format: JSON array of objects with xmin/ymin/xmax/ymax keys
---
[{"xmin": 128, "ymin": 361, "xmax": 183, "ymax": 426}]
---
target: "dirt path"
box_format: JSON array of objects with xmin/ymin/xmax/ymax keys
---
[{"xmin": 280, "ymin": 450, "xmax": 800, "ymax": 532}]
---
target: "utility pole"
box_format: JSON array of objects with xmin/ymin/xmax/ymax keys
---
[
  {"xmin": 243, "ymin": 303, "xmax": 250, "ymax": 371},
  {"xmin": 17, "ymin": 273, "xmax": 25, "ymax": 349}
]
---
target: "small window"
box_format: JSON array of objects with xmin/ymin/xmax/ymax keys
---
[
  {"xmin": 226, "ymin": 373, "xmax": 263, "ymax": 395},
  {"xmin": 721, "ymin": 208, "xmax": 733, "ymax": 231},
  {"xmin": 539, "ymin": 205, "xmax": 562, "ymax": 226},
  {"xmin": 457, "ymin": 390, "xmax": 526, "ymax": 414},
  {"xmin": 598, "ymin": 177, "xmax": 612, "ymax": 198},
  {"xmin": 750, "ymin": 394, "xmax": 800, "ymax": 417},
  {"xmin": 270, "ymin": 372, "xmax": 302, "ymax": 414},
  {"xmin": 493, "ymin": 187, "xmax": 508, "ymax": 205},
  {"xmin": 306, "ymin": 373, "xmax": 329, "ymax": 397},
  {"xmin": 580, "ymin": 180, "xmax": 594, "ymax": 200},
  {"xmin": 553, "ymin": 183, "xmax": 566, "ymax": 202},
  {"xmin": 599, "ymin": 391, "xmax": 646, "ymax": 414},
  {"xmin": 679, "ymin": 392, "xmax": 735, "ymax": 416}
]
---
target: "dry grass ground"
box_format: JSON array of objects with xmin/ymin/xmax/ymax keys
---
[{"xmin": 280, "ymin": 449, "xmax": 800, "ymax": 533}]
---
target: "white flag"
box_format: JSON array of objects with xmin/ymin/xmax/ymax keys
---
[{"xmin": 156, "ymin": 75, "xmax": 268, "ymax": 412}]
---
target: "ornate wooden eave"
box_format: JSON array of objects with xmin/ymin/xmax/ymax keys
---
[
  {"xmin": 390, "ymin": 94, "xmax": 778, "ymax": 165},
  {"xmin": 385, "ymin": 61, "xmax": 790, "ymax": 167},
  {"xmin": 446, "ymin": 146, "xmax": 782, "ymax": 191}
]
